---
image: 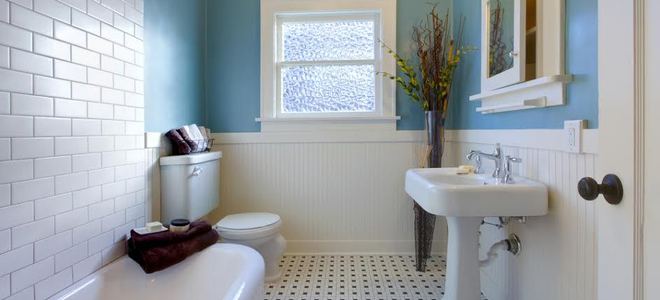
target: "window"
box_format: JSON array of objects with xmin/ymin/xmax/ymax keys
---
[
  {"xmin": 261, "ymin": 0, "xmax": 397, "ymax": 127},
  {"xmin": 279, "ymin": 15, "xmax": 378, "ymax": 114}
]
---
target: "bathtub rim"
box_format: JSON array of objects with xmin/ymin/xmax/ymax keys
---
[{"xmin": 49, "ymin": 243, "xmax": 265, "ymax": 300}]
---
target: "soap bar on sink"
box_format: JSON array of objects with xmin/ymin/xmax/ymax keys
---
[{"xmin": 456, "ymin": 165, "xmax": 475, "ymax": 175}]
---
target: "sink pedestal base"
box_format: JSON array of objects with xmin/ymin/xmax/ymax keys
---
[{"xmin": 444, "ymin": 217, "xmax": 482, "ymax": 300}]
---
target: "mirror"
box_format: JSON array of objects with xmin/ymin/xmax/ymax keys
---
[{"xmin": 488, "ymin": 0, "xmax": 515, "ymax": 78}]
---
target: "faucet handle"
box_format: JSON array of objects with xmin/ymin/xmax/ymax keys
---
[
  {"xmin": 472, "ymin": 155, "xmax": 483, "ymax": 174},
  {"xmin": 494, "ymin": 143, "xmax": 502, "ymax": 155},
  {"xmin": 503, "ymin": 156, "xmax": 522, "ymax": 183},
  {"xmin": 506, "ymin": 156, "xmax": 522, "ymax": 164},
  {"xmin": 466, "ymin": 150, "xmax": 484, "ymax": 174}
]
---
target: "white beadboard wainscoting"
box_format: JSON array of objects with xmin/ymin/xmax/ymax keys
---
[
  {"xmin": 206, "ymin": 131, "xmax": 449, "ymax": 254},
  {"xmin": 444, "ymin": 131, "xmax": 598, "ymax": 300},
  {"xmin": 145, "ymin": 145, "xmax": 162, "ymax": 224},
  {"xmin": 144, "ymin": 133, "xmax": 172, "ymax": 223}
]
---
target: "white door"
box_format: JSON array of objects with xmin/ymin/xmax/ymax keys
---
[
  {"xmin": 596, "ymin": 0, "xmax": 656, "ymax": 299},
  {"xmin": 643, "ymin": 0, "xmax": 660, "ymax": 298}
]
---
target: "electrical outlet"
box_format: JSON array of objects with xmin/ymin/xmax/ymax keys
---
[{"xmin": 564, "ymin": 120, "xmax": 586, "ymax": 153}]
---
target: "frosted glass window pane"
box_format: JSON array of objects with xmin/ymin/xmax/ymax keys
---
[
  {"xmin": 282, "ymin": 20, "xmax": 375, "ymax": 61},
  {"xmin": 281, "ymin": 65, "xmax": 376, "ymax": 113}
]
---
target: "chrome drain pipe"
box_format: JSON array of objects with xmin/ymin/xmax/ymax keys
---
[{"xmin": 479, "ymin": 234, "xmax": 522, "ymax": 267}]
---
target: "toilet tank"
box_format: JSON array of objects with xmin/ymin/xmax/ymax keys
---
[{"xmin": 159, "ymin": 151, "xmax": 222, "ymax": 224}]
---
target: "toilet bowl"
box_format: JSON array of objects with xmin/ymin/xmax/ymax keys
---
[{"xmin": 214, "ymin": 212, "xmax": 286, "ymax": 282}]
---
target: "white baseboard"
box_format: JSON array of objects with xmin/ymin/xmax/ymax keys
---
[{"xmin": 284, "ymin": 240, "xmax": 447, "ymax": 255}]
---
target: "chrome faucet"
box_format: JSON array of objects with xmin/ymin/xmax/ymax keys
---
[
  {"xmin": 467, "ymin": 143, "xmax": 504, "ymax": 178},
  {"xmin": 466, "ymin": 143, "xmax": 522, "ymax": 183}
]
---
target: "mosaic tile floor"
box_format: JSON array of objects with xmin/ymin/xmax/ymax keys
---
[{"xmin": 263, "ymin": 255, "xmax": 487, "ymax": 300}]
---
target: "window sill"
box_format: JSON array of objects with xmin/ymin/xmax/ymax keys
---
[
  {"xmin": 256, "ymin": 116, "xmax": 401, "ymax": 122},
  {"xmin": 256, "ymin": 116, "xmax": 401, "ymax": 132}
]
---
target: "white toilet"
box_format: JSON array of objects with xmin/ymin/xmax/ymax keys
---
[
  {"xmin": 159, "ymin": 151, "xmax": 286, "ymax": 282},
  {"xmin": 214, "ymin": 213, "xmax": 286, "ymax": 282}
]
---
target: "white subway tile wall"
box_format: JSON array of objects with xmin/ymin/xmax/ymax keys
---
[{"xmin": 0, "ymin": 0, "xmax": 145, "ymax": 298}]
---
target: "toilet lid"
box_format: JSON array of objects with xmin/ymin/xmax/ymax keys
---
[{"xmin": 216, "ymin": 213, "xmax": 281, "ymax": 230}]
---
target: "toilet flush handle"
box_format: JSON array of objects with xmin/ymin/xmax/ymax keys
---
[{"xmin": 192, "ymin": 166, "xmax": 203, "ymax": 177}]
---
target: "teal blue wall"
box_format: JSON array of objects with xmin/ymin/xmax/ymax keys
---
[
  {"xmin": 449, "ymin": 0, "xmax": 599, "ymax": 129},
  {"xmin": 145, "ymin": 0, "xmax": 598, "ymax": 132},
  {"xmin": 205, "ymin": 0, "xmax": 450, "ymax": 132},
  {"xmin": 144, "ymin": 0, "xmax": 207, "ymax": 132},
  {"xmin": 206, "ymin": 0, "xmax": 262, "ymax": 132}
]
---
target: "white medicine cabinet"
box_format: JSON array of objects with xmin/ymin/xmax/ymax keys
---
[{"xmin": 470, "ymin": 0, "xmax": 572, "ymax": 114}]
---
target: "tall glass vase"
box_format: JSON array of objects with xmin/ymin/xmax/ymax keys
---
[
  {"xmin": 425, "ymin": 110, "xmax": 444, "ymax": 168},
  {"xmin": 414, "ymin": 110, "xmax": 444, "ymax": 272}
]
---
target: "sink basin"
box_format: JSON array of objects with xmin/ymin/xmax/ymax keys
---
[
  {"xmin": 405, "ymin": 168, "xmax": 548, "ymax": 217},
  {"xmin": 404, "ymin": 168, "xmax": 548, "ymax": 300}
]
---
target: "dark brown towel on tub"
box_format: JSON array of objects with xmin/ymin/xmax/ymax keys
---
[
  {"xmin": 130, "ymin": 221, "xmax": 212, "ymax": 249},
  {"xmin": 127, "ymin": 221, "xmax": 219, "ymax": 274}
]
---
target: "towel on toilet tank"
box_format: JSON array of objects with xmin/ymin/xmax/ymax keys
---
[
  {"xmin": 165, "ymin": 129, "xmax": 192, "ymax": 155},
  {"xmin": 189, "ymin": 124, "xmax": 207, "ymax": 150},
  {"xmin": 181, "ymin": 125, "xmax": 205, "ymax": 152},
  {"xmin": 127, "ymin": 221, "xmax": 219, "ymax": 273},
  {"xmin": 176, "ymin": 127, "xmax": 199, "ymax": 152}
]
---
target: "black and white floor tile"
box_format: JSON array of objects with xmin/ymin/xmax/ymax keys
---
[{"xmin": 263, "ymin": 255, "xmax": 487, "ymax": 300}]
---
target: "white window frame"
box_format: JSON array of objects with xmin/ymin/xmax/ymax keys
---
[{"xmin": 260, "ymin": 0, "xmax": 398, "ymax": 131}]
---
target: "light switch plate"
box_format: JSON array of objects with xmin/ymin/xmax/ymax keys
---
[{"xmin": 564, "ymin": 120, "xmax": 586, "ymax": 153}]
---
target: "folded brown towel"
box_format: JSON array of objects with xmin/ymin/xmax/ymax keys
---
[
  {"xmin": 130, "ymin": 221, "xmax": 212, "ymax": 249},
  {"xmin": 127, "ymin": 221, "xmax": 219, "ymax": 274},
  {"xmin": 176, "ymin": 128, "xmax": 199, "ymax": 153},
  {"xmin": 165, "ymin": 129, "xmax": 192, "ymax": 155}
]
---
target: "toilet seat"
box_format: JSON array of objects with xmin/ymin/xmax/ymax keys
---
[{"xmin": 215, "ymin": 213, "xmax": 282, "ymax": 240}]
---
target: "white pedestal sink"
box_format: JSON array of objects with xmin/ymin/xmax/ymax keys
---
[{"xmin": 405, "ymin": 168, "xmax": 548, "ymax": 300}]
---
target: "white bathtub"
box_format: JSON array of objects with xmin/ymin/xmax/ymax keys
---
[{"xmin": 51, "ymin": 244, "xmax": 265, "ymax": 300}]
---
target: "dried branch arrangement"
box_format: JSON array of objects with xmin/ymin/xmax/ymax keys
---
[{"xmin": 379, "ymin": 5, "xmax": 471, "ymax": 118}]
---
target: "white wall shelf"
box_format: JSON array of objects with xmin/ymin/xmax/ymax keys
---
[{"xmin": 469, "ymin": 75, "xmax": 572, "ymax": 114}]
